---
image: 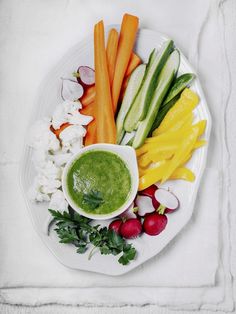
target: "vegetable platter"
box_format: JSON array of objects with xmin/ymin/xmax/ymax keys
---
[{"xmin": 20, "ymin": 14, "xmax": 211, "ymax": 276}]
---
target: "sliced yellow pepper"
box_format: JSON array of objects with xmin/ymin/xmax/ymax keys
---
[
  {"xmin": 170, "ymin": 167, "xmax": 195, "ymax": 182},
  {"xmin": 153, "ymin": 88, "xmax": 199, "ymax": 135},
  {"xmin": 194, "ymin": 139, "xmax": 207, "ymax": 149},
  {"xmin": 138, "ymin": 161, "xmax": 169, "ymax": 191},
  {"xmin": 166, "ymin": 111, "xmax": 194, "ymax": 133},
  {"xmin": 161, "ymin": 126, "xmax": 199, "ymax": 184},
  {"xmin": 138, "ymin": 153, "xmax": 152, "ymax": 168},
  {"xmin": 194, "ymin": 120, "xmax": 207, "ymax": 137}
]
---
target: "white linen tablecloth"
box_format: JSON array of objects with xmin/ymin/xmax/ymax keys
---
[{"xmin": 0, "ymin": 0, "xmax": 235, "ymax": 312}]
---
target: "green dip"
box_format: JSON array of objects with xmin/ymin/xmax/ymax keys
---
[{"xmin": 67, "ymin": 150, "xmax": 131, "ymax": 215}]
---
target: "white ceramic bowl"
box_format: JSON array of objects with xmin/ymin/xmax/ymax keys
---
[{"xmin": 62, "ymin": 143, "xmax": 139, "ymax": 220}]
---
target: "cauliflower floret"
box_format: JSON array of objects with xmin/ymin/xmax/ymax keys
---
[
  {"xmin": 28, "ymin": 118, "xmax": 60, "ymax": 153},
  {"xmin": 39, "ymin": 160, "xmax": 62, "ymax": 180},
  {"xmin": 59, "ymin": 125, "xmax": 86, "ymax": 152},
  {"xmin": 51, "ymin": 100, "xmax": 82, "ymax": 130},
  {"xmin": 48, "ymin": 190, "xmax": 68, "ymax": 212},
  {"xmin": 31, "ymin": 149, "xmax": 49, "ymax": 170},
  {"xmin": 28, "ymin": 179, "xmax": 51, "ymax": 202},
  {"xmin": 68, "ymin": 111, "xmax": 93, "ymax": 126},
  {"xmin": 49, "ymin": 151, "xmax": 72, "ymax": 167}
]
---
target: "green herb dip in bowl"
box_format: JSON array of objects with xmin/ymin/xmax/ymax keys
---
[{"xmin": 62, "ymin": 144, "xmax": 139, "ymax": 220}]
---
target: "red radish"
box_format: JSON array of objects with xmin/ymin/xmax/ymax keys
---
[
  {"xmin": 119, "ymin": 202, "xmax": 137, "ymax": 220},
  {"xmin": 143, "ymin": 213, "xmax": 168, "ymax": 236},
  {"xmin": 154, "ymin": 188, "xmax": 179, "ymax": 214},
  {"xmin": 109, "ymin": 220, "xmax": 122, "ymax": 234},
  {"xmin": 76, "ymin": 66, "xmax": 95, "ymax": 86},
  {"xmin": 135, "ymin": 195, "xmax": 155, "ymax": 217},
  {"xmin": 120, "ymin": 219, "xmax": 142, "ymax": 239},
  {"xmin": 139, "ymin": 185, "xmax": 157, "ymax": 198},
  {"xmin": 61, "ymin": 78, "xmax": 84, "ymax": 101},
  {"xmin": 139, "ymin": 185, "xmax": 160, "ymax": 209}
]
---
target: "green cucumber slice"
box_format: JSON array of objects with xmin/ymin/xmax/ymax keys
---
[
  {"xmin": 163, "ymin": 73, "xmax": 196, "ymax": 106},
  {"xmin": 124, "ymin": 40, "xmax": 174, "ymax": 132},
  {"xmin": 150, "ymin": 73, "xmax": 196, "ymax": 133},
  {"xmin": 132, "ymin": 49, "xmax": 180, "ymax": 149},
  {"xmin": 116, "ymin": 64, "xmax": 146, "ymax": 144}
]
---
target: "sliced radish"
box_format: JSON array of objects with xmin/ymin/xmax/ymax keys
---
[
  {"xmin": 119, "ymin": 202, "xmax": 137, "ymax": 220},
  {"xmin": 109, "ymin": 219, "xmax": 122, "ymax": 234},
  {"xmin": 154, "ymin": 188, "xmax": 179, "ymax": 214},
  {"xmin": 61, "ymin": 78, "xmax": 84, "ymax": 101},
  {"xmin": 120, "ymin": 218, "xmax": 142, "ymax": 239},
  {"xmin": 139, "ymin": 185, "xmax": 160, "ymax": 209},
  {"xmin": 143, "ymin": 213, "xmax": 167, "ymax": 236},
  {"xmin": 135, "ymin": 195, "xmax": 155, "ymax": 217},
  {"xmin": 139, "ymin": 185, "xmax": 157, "ymax": 198},
  {"xmin": 76, "ymin": 66, "xmax": 95, "ymax": 86}
]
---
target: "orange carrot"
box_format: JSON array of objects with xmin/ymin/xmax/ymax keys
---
[
  {"xmin": 106, "ymin": 28, "xmax": 119, "ymax": 84},
  {"xmin": 80, "ymin": 85, "xmax": 95, "ymax": 106},
  {"xmin": 80, "ymin": 103, "xmax": 94, "ymax": 116},
  {"xmin": 112, "ymin": 14, "xmax": 139, "ymax": 113},
  {"xmin": 50, "ymin": 123, "xmax": 70, "ymax": 138},
  {"xmin": 82, "ymin": 101, "xmax": 97, "ymax": 146},
  {"xmin": 125, "ymin": 52, "xmax": 141, "ymax": 77},
  {"xmin": 80, "ymin": 52, "xmax": 141, "ymax": 107},
  {"xmin": 94, "ymin": 20, "xmax": 116, "ymax": 143}
]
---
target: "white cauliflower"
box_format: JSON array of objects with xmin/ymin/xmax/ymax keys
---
[
  {"xmin": 68, "ymin": 111, "xmax": 93, "ymax": 126},
  {"xmin": 49, "ymin": 151, "xmax": 72, "ymax": 167},
  {"xmin": 48, "ymin": 190, "xmax": 68, "ymax": 212},
  {"xmin": 28, "ymin": 118, "xmax": 60, "ymax": 153},
  {"xmin": 28, "ymin": 179, "xmax": 51, "ymax": 202},
  {"xmin": 59, "ymin": 125, "xmax": 86, "ymax": 152},
  {"xmin": 51, "ymin": 100, "xmax": 82, "ymax": 130}
]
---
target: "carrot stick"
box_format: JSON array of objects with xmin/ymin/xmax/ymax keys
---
[
  {"xmin": 82, "ymin": 101, "xmax": 97, "ymax": 146},
  {"xmin": 106, "ymin": 28, "xmax": 119, "ymax": 84},
  {"xmin": 80, "ymin": 52, "xmax": 141, "ymax": 107},
  {"xmin": 94, "ymin": 20, "xmax": 116, "ymax": 143},
  {"xmin": 80, "ymin": 103, "xmax": 94, "ymax": 116},
  {"xmin": 80, "ymin": 85, "xmax": 95, "ymax": 106},
  {"xmin": 125, "ymin": 52, "xmax": 141, "ymax": 77},
  {"xmin": 112, "ymin": 14, "xmax": 139, "ymax": 113}
]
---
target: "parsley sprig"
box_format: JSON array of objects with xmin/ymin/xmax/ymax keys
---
[
  {"xmin": 82, "ymin": 190, "xmax": 104, "ymax": 210},
  {"xmin": 48, "ymin": 208, "xmax": 136, "ymax": 265}
]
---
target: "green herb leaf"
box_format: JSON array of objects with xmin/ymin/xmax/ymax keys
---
[
  {"xmin": 49, "ymin": 208, "xmax": 136, "ymax": 265},
  {"xmin": 82, "ymin": 190, "xmax": 104, "ymax": 210}
]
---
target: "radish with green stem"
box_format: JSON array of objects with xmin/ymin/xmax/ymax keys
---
[
  {"xmin": 73, "ymin": 66, "xmax": 95, "ymax": 86},
  {"xmin": 143, "ymin": 213, "xmax": 168, "ymax": 236},
  {"xmin": 120, "ymin": 219, "xmax": 142, "ymax": 239},
  {"xmin": 154, "ymin": 188, "xmax": 179, "ymax": 214}
]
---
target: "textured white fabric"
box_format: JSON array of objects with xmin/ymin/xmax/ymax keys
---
[{"xmin": 0, "ymin": 0, "xmax": 234, "ymax": 311}]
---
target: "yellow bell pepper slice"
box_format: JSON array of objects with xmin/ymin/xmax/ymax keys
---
[
  {"xmin": 161, "ymin": 126, "xmax": 199, "ymax": 184},
  {"xmin": 194, "ymin": 139, "xmax": 207, "ymax": 149},
  {"xmin": 170, "ymin": 167, "xmax": 195, "ymax": 181},
  {"xmin": 166, "ymin": 111, "xmax": 194, "ymax": 133},
  {"xmin": 138, "ymin": 153, "xmax": 152, "ymax": 168},
  {"xmin": 138, "ymin": 161, "xmax": 169, "ymax": 191},
  {"xmin": 153, "ymin": 88, "xmax": 199, "ymax": 135},
  {"xmin": 194, "ymin": 120, "xmax": 207, "ymax": 137}
]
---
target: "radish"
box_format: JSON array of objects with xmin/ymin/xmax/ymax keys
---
[
  {"xmin": 75, "ymin": 66, "xmax": 95, "ymax": 86},
  {"xmin": 143, "ymin": 213, "xmax": 167, "ymax": 236},
  {"xmin": 119, "ymin": 202, "xmax": 137, "ymax": 220},
  {"xmin": 61, "ymin": 78, "xmax": 84, "ymax": 101},
  {"xmin": 120, "ymin": 219, "xmax": 142, "ymax": 239},
  {"xmin": 109, "ymin": 219, "xmax": 122, "ymax": 234},
  {"xmin": 139, "ymin": 185, "xmax": 157, "ymax": 198},
  {"xmin": 139, "ymin": 185, "xmax": 160, "ymax": 209},
  {"xmin": 135, "ymin": 195, "xmax": 155, "ymax": 217},
  {"xmin": 154, "ymin": 188, "xmax": 179, "ymax": 214}
]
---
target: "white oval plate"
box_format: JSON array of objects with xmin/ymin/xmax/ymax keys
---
[{"xmin": 20, "ymin": 26, "xmax": 211, "ymax": 276}]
